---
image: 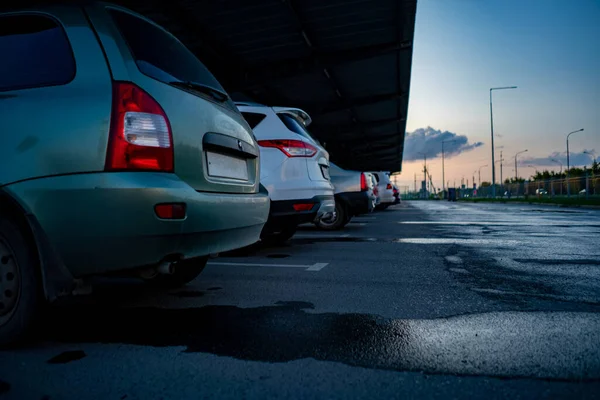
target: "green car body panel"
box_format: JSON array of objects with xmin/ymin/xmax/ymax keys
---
[{"xmin": 0, "ymin": 4, "xmax": 269, "ymax": 280}]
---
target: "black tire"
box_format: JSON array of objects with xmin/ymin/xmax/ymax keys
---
[
  {"xmin": 0, "ymin": 216, "xmax": 40, "ymax": 348},
  {"xmin": 315, "ymin": 201, "xmax": 348, "ymax": 231},
  {"xmin": 262, "ymin": 226, "xmax": 297, "ymax": 245},
  {"xmin": 143, "ymin": 256, "xmax": 208, "ymax": 288}
]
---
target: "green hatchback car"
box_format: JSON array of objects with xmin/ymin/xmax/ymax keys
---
[{"xmin": 0, "ymin": 2, "xmax": 269, "ymax": 345}]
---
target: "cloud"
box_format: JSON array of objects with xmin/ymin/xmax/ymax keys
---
[
  {"xmin": 522, "ymin": 150, "xmax": 596, "ymax": 167},
  {"xmin": 403, "ymin": 126, "xmax": 484, "ymax": 161}
]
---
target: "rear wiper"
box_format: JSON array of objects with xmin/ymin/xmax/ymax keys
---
[{"xmin": 169, "ymin": 81, "xmax": 229, "ymax": 102}]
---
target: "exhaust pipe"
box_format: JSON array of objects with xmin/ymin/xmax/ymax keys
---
[{"xmin": 156, "ymin": 261, "xmax": 175, "ymax": 275}]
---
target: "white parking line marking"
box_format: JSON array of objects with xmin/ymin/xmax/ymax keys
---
[
  {"xmin": 395, "ymin": 238, "xmax": 520, "ymax": 245},
  {"xmin": 294, "ymin": 234, "xmax": 350, "ymax": 238},
  {"xmin": 400, "ymin": 221, "xmax": 600, "ymax": 226},
  {"xmin": 209, "ymin": 261, "xmax": 329, "ymax": 271}
]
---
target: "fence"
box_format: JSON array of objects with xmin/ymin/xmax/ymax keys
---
[{"xmin": 468, "ymin": 175, "xmax": 600, "ymax": 199}]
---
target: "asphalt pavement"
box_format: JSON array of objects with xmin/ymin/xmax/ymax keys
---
[{"xmin": 1, "ymin": 201, "xmax": 600, "ymax": 399}]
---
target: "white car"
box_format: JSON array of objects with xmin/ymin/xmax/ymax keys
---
[
  {"xmin": 237, "ymin": 102, "xmax": 335, "ymax": 242},
  {"xmin": 370, "ymin": 171, "xmax": 395, "ymax": 209}
]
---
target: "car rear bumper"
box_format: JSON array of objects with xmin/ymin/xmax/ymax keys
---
[
  {"xmin": 263, "ymin": 194, "xmax": 334, "ymax": 234},
  {"xmin": 337, "ymin": 191, "xmax": 373, "ymax": 216},
  {"xmin": 5, "ymin": 172, "xmax": 269, "ymax": 276}
]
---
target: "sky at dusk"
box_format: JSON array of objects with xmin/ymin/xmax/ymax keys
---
[{"xmin": 396, "ymin": 0, "xmax": 600, "ymax": 190}]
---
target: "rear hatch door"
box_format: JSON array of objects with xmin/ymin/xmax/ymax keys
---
[
  {"xmin": 88, "ymin": 5, "xmax": 259, "ymax": 194},
  {"xmin": 274, "ymin": 108, "xmax": 331, "ymax": 183}
]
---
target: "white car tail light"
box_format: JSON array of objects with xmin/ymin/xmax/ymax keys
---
[
  {"xmin": 257, "ymin": 139, "xmax": 317, "ymax": 157},
  {"xmin": 105, "ymin": 82, "xmax": 174, "ymax": 172}
]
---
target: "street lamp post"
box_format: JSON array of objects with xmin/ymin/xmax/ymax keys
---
[
  {"xmin": 514, "ymin": 149, "xmax": 528, "ymax": 181},
  {"xmin": 418, "ymin": 152, "xmax": 427, "ymax": 198},
  {"xmin": 478, "ymin": 164, "xmax": 488, "ymax": 187},
  {"xmin": 496, "ymin": 151, "xmax": 505, "ymax": 195},
  {"xmin": 566, "ymin": 128, "xmax": 584, "ymax": 196},
  {"xmin": 583, "ymin": 150, "xmax": 598, "ymax": 164},
  {"xmin": 490, "ymin": 86, "xmax": 517, "ymax": 198},
  {"xmin": 441, "ymin": 139, "xmax": 455, "ymax": 198}
]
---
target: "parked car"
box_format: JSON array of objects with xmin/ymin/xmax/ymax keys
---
[
  {"xmin": 0, "ymin": 3, "xmax": 270, "ymax": 345},
  {"xmin": 237, "ymin": 103, "xmax": 335, "ymax": 242},
  {"xmin": 370, "ymin": 171, "xmax": 395, "ymax": 209},
  {"xmin": 536, "ymin": 188, "xmax": 548, "ymax": 195},
  {"xmin": 315, "ymin": 163, "xmax": 375, "ymax": 230}
]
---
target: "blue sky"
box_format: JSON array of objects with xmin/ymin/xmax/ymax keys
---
[{"xmin": 399, "ymin": 0, "xmax": 600, "ymax": 188}]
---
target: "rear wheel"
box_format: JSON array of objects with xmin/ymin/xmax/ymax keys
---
[
  {"xmin": 0, "ymin": 216, "xmax": 40, "ymax": 348},
  {"xmin": 143, "ymin": 256, "xmax": 208, "ymax": 288},
  {"xmin": 315, "ymin": 201, "xmax": 348, "ymax": 230}
]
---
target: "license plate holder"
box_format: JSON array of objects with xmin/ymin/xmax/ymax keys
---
[{"xmin": 206, "ymin": 151, "xmax": 248, "ymax": 181}]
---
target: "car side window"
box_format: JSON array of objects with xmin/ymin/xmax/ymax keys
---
[{"xmin": 0, "ymin": 14, "xmax": 75, "ymax": 92}]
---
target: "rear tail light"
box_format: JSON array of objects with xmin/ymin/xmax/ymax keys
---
[
  {"xmin": 386, "ymin": 183, "xmax": 393, "ymax": 190},
  {"xmin": 258, "ymin": 139, "xmax": 317, "ymax": 157},
  {"xmin": 105, "ymin": 82, "xmax": 174, "ymax": 172},
  {"xmin": 360, "ymin": 173, "xmax": 368, "ymax": 191},
  {"xmin": 374, "ymin": 186, "xmax": 379, "ymax": 196},
  {"xmin": 293, "ymin": 203, "xmax": 314, "ymax": 211}
]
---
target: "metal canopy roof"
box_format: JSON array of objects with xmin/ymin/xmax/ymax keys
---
[{"xmin": 115, "ymin": 0, "xmax": 417, "ymax": 172}]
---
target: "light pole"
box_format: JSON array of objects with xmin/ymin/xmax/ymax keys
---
[
  {"xmin": 583, "ymin": 150, "xmax": 598, "ymax": 164},
  {"xmin": 566, "ymin": 128, "xmax": 584, "ymax": 196},
  {"xmin": 441, "ymin": 139, "xmax": 455, "ymax": 197},
  {"xmin": 490, "ymin": 86, "xmax": 517, "ymax": 198},
  {"xmin": 477, "ymin": 164, "xmax": 488, "ymax": 187},
  {"xmin": 514, "ymin": 149, "xmax": 528, "ymax": 181},
  {"xmin": 496, "ymin": 151, "xmax": 505, "ymax": 194},
  {"xmin": 418, "ymin": 152, "xmax": 427, "ymax": 198}
]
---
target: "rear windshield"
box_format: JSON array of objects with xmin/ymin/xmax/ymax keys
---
[
  {"xmin": 109, "ymin": 10, "xmax": 227, "ymax": 96},
  {"xmin": 241, "ymin": 112, "xmax": 267, "ymax": 129},
  {"xmin": 0, "ymin": 14, "xmax": 75, "ymax": 91},
  {"xmin": 277, "ymin": 113, "xmax": 319, "ymax": 144}
]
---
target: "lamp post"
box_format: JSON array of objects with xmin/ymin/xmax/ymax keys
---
[
  {"xmin": 514, "ymin": 149, "xmax": 528, "ymax": 181},
  {"xmin": 441, "ymin": 139, "xmax": 455, "ymax": 198},
  {"xmin": 566, "ymin": 128, "xmax": 584, "ymax": 196},
  {"xmin": 418, "ymin": 152, "xmax": 427, "ymax": 198},
  {"xmin": 490, "ymin": 86, "xmax": 517, "ymax": 198},
  {"xmin": 583, "ymin": 150, "xmax": 598, "ymax": 164},
  {"xmin": 478, "ymin": 164, "xmax": 488, "ymax": 187},
  {"xmin": 496, "ymin": 151, "xmax": 505, "ymax": 194}
]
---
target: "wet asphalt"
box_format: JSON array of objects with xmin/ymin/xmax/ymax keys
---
[{"xmin": 1, "ymin": 201, "xmax": 600, "ymax": 399}]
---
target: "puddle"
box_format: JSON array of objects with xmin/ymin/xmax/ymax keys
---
[
  {"xmin": 42, "ymin": 302, "xmax": 600, "ymax": 381},
  {"xmin": 47, "ymin": 350, "xmax": 86, "ymax": 364}
]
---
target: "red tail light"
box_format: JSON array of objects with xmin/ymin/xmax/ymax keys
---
[
  {"xmin": 293, "ymin": 203, "xmax": 314, "ymax": 211},
  {"xmin": 360, "ymin": 173, "xmax": 368, "ymax": 191},
  {"xmin": 105, "ymin": 82, "xmax": 174, "ymax": 172},
  {"xmin": 258, "ymin": 139, "xmax": 317, "ymax": 157},
  {"xmin": 386, "ymin": 183, "xmax": 393, "ymax": 190},
  {"xmin": 373, "ymin": 186, "xmax": 379, "ymax": 196}
]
